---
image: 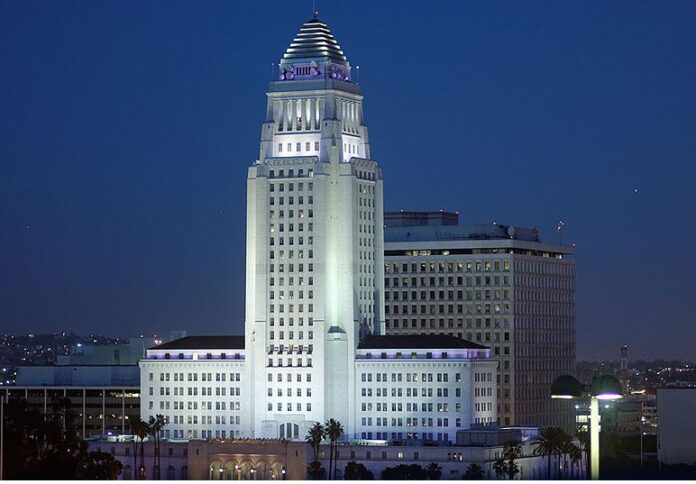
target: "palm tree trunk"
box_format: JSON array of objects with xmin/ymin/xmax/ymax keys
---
[
  {"xmin": 131, "ymin": 440, "xmax": 137, "ymax": 480},
  {"xmin": 139, "ymin": 440, "xmax": 145, "ymax": 479},
  {"xmin": 547, "ymin": 454, "xmax": 552, "ymax": 480},
  {"xmin": 328, "ymin": 444, "xmax": 333, "ymax": 481}
]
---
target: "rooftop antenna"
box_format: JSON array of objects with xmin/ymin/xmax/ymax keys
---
[{"xmin": 312, "ymin": 0, "xmax": 319, "ymax": 18}]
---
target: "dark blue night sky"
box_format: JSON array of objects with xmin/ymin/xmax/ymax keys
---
[{"xmin": 2, "ymin": 0, "xmax": 695, "ymax": 360}]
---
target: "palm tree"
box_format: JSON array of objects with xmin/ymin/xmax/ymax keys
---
[
  {"xmin": 568, "ymin": 443, "xmax": 582, "ymax": 480},
  {"xmin": 502, "ymin": 440, "xmax": 522, "ymax": 480},
  {"xmin": 324, "ymin": 419, "xmax": 344, "ymax": 480},
  {"xmin": 305, "ymin": 423, "xmax": 325, "ymax": 479},
  {"xmin": 532, "ymin": 427, "xmax": 564, "ymax": 479},
  {"xmin": 426, "ymin": 462, "xmax": 442, "ymax": 480},
  {"xmin": 148, "ymin": 414, "xmax": 166, "ymax": 480},
  {"xmin": 492, "ymin": 458, "xmax": 506, "ymax": 480},
  {"xmin": 131, "ymin": 419, "xmax": 149, "ymax": 479},
  {"xmin": 462, "ymin": 463, "xmax": 485, "ymax": 480},
  {"xmin": 128, "ymin": 417, "xmax": 140, "ymax": 478},
  {"xmin": 575, "ymin": 429, "xmax": 589, "ymax": 478}
]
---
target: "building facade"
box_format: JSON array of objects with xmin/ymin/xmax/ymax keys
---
[
  {"xmin": 92, "ymin": 428, "xmax": 586, "ymax": 480},
  {"xmin": 244, "ymin": 16, "xmax": 385, "ymax": 439},
  {"xmin": 382, "ymin": 213, "xmax": 576, "ymax": 428},
  {"xmin": 140, "ymin": 334, "xmax": 496, "ymax": 443}
]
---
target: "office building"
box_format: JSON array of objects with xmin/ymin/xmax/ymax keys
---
[{"xmin": 383, "ymin": 212, "xmax": 575, "ymax": 428}]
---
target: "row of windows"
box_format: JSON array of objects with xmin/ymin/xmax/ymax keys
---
[
  {"xmin": 268, "ymin": 168, "xmax": 314, "ymax": 178},
  {"xmin": 268, "ymin": 317, "xmax": 313, "ymax": 327},
  {"xmin": 269, "ymin": 276, "xmax": 313, "ymax": 286},
  {"xmin": 269, "ymin": 196, "xmax": 313, "ymax": 206},
  {"xmin": 360, "ymin": 372, "xmax": 459, "ymax": 383},
  {"xmin": 269, "ymin": 304, "xmax": 314, "ymax": 313},
  {"xmin": 386, "ymin": 317, "xmax": 511, "ymax": 330},
  {"xmin": 270, "ymin": 182, "xmax": 313, "ymax": 193},
  {"xmin": 269, "ymin": 236, "xmax": 313, "ymax": 247},
  {"xmin": 361, "ymin": 417, "xmax": 454, "ymax": 428},
  {"xmin": 267, "ymin": 358, "xmax": 313, "ymax": 367},
  {"xmin": 268, "ymin": 330, "xmax": 313, "ymax": 340},
  {"xmin": 361, "ymin": 387, "xmax": 461, "ymax": 398},
  {"xmin": 267, "ymin": 372, "xmax": 312, "ymax": 383},
  {"xmin": 269, "ymin": 289, "xmax": 313, "ymax": 300},
  {"xmin": 150, "ymin": 372, "xmax": 242, "ymax": 382},
  {"xmin": 278, "ymin": 141, "xmax": 319, "ymax": 153},
  {"xmin": 387, "ymin": 288, "xmax": 511, "ymax": 301},
  {"xmin": 268, "ymin": 402, "xmax": 312, "ymax": 412},
  {"xmin": 386, "ymin": 275, "xmax": 510, "ymax": 288},
  {"xmin": 267, "ymin": 387, "xmax": 312, "ymax": 397},
  {"xmin": 169, "ymin": 414, "xmax": 242, "ymax": 425},
  {"xmin": 361, "ymin": 402, "xmax": 456, "ymax": 413},
  {"xmin": 269, "ymin": 223, "xmax": 313, "ymax": 233},
  {"xmin": 386, "ymin": 303, "xmax": 511, "ymax": 316},
  {"xmin": 386, "ymin": 260, "xmax": 511, "ymax": 274}
]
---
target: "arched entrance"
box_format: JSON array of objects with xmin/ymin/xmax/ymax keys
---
[
  {"xmin": 224, "ymin": 461, "xmax": 239, "ymax": 480},
  {"xmin": 210, "ymin": 460, "xmax": 224, "ymax": 480}
]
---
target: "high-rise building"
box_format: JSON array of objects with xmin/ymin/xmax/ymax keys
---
[
  {"xmin": 383, "ymin": 212, "xmax": 576, "ymax": 428},
  {"xmin": 245, "ymin": 16, "xmax": 385, "ymax": 439},
  {"xmin": 139, "ymin": 18, "xmax": 498, "ymax": 444}
]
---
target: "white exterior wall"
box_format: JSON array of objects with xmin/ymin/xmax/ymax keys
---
[
  {"xmin": 246, "ymin": 59, "xmax": 384, "ymax": 439},
  {"xmin": 354, "ymin": 358, "xmax": 497, "ymax": 442},
  {"xmin": 139, "ymin": 352, "xmax": 248, "ymax": 440}
]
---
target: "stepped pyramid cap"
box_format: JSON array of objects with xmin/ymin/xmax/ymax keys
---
[{"xmin": 281, "ymin": 18, "xmax": 349, "ymax": 66}]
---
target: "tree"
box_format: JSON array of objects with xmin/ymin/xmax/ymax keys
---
[
  {"xmin": 568, "ymin": 443, "xmax": 583, "ymax": 479},
  {"xmin": 502, "ymin": 440, "xmax": 521, "ymax": 480},
  {"xmin": 307, "ymin": 461, "xmax": 327, "ymax": 480},
  {"xmin": 306, "ymin": 423, "xmax": 324, "ymax": 465},
  {"xmin": 344, "ymin": 461, "xmax": 374, "ymax": 480},
  {"xmin": 2, "ymin": 396, "xmax": 123, "ymax": 479},
  {"xmin": 532, "ymin": 427, "xmax": 565, "ymax": 479},
  {"xmin": 426, "ymin": 462, "xmax": 442, "ymax": 480},
  {"xmin": 381, "ymin": 464, "xmax": 425, "ymax": 480},
  {"xmin": 128, "ymin": 417, "xmax": 140, "ymax": 480},
  {"xmin": 148, "ymin": 414, "xmax": 166, "ymax": 480},
  {"xmin": 493, "ymin": 458, "xmax": 507, "ymax": 480},
  {"xmin": 131, "ymin": 418, "xmax": 150, "ymax": 479},
  {"xmin": 83, "ymin": 451, "xmax": 123, "ymax": 479},
  {"xmin": 462, "ymin": 463, "xmax": 485, "ymax": 480},
  {"xmin": 324, "ymin": 418, "xmax": 344, "ymax": 480},
  {"xmin": 576, "ymin": 429, "xmax": 589, "ymax": 478}
]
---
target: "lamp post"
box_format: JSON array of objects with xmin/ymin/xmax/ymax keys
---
[
  {"xmin": 281, "ymin": 467, "xmax": 286, "ymax": 480},
  {"xmin": 234, "ymin": 464, "xmax": 240, "ymax": 481},
  {"xmin": 640, "ymin": 416, "xmax": 646, "ymax": 468},
  {"xmin": 551, "ymin": 374, "xmax": 623, "ymax": 480}
]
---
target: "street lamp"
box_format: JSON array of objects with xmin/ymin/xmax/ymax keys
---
[
  {"xmin": 235, "ymin": 464, "xmax": 240, "ymax": 480},
  {"xmin": 551, "ymin": 374, "xmax": 623, "ymax": 480},
  {"xmin": 281, "ymin": 467, "xmax": 286, "ymax": 480},
  {"xmin": 250, "ymin": 468, "xmax": 255, "ymax": 480}
]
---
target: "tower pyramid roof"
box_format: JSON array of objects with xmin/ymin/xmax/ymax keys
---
[{"xmin": 281, "ymin": 18, "xmax": 348, "ymax": 66}]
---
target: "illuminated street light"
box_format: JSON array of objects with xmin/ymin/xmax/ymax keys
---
[{"xmin": 551, "ymin": 374, "xmax": 623, "ymax": 480}]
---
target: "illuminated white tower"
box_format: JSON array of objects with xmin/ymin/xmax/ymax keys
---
[{"xmin": 245, "ymin": 17, "xmax": 385, "ymax": 439}]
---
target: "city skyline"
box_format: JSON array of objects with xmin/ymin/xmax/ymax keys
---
[{"xmin": 2, "ymin": 0, "xmax": 696, "ymax": 361}]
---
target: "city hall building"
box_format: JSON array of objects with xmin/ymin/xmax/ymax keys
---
[{"xmin": 139, "ymin": 17, "xmax": 498, "ymax": 444}]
